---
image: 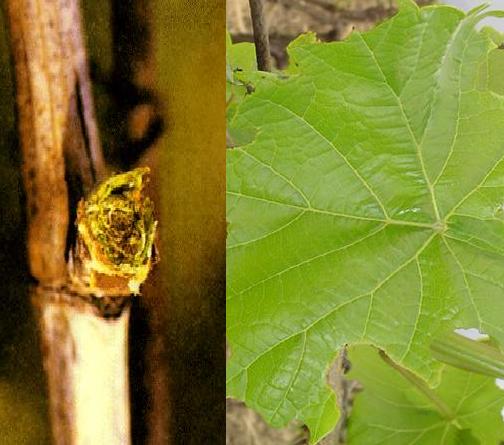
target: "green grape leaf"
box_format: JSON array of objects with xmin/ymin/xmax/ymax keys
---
[
  {"xmin": 347, "ymin": 346, "xmax": 504, "ymax": 444},
  {"xmin": 480, "ymin": 25, "xmax": 504, "ymax": 47},
  {"xmin": 227, "ymin": 38, "xmax": 257, "ymax": 73},
  {"xmin": 226, "ymin": 34, "xmax": 257, "ymax": 125},
  {"xmin": 227, "ymin": 1, "xmax": 504, "ymax": 442}
]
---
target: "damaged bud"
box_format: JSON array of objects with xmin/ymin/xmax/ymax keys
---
[{"xmin": 71, "ymin": 167, "xmax": 157, "ymax": 295}]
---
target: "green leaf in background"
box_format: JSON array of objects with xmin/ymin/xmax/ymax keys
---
[
  {"xmin": 226, "ymin": 34, "xmax": 256, "ymax": 123},
  {"xmin": 226, "ymin": 35, "xmax": 257, "ymax": 73},
  {"xmin": 481, "ymin": 25, "xmax": 504, "ymax": 47},
  {"xmin": 227, "ymin": 0, "xmax": 504, "ymax": 442},
  {"xmin": 347, "ymin": 346, "xmax": 504, "ymax": 444},
  {"xmin": 431, "ymin": 331, "xmax": 504, "ymax": 379}
]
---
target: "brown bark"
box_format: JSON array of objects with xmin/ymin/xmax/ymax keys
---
[
  {"xmin": 6, "ymin": 0, "xmax": 106, "ymax": 284},
  {"xmin": 5, "ymin": 1, "xmax": 132, "ymax": 444}
]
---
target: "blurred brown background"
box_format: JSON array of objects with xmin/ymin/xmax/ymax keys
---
[
  {"xmin": 227, "ymin": 0, "xmax": 431, "ymax": 69},
  {"xmin": 0, "ymin": 0, "xmax": 225, "ymax": 444}
]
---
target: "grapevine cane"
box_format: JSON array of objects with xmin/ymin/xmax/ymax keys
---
[{"xmin": 5, "ymin": 0, "xmax": 156, "ymax": 443}]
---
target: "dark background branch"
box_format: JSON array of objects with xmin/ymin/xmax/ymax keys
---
[
  {"xmin": 248, "ymin": 0, "xmax": 273, "ymax": 71},
  {"xmin": 108, "ymin": 0, "xmax": 164, "ymax": 171}
]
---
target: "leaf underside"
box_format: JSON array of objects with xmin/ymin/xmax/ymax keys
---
[
  {"xmin": 347, "ymin": 346, "xmax": 504, "ymax": 444},
  {"xmin": 227, "ymin": 1, "xmax": 504, "ymax": 442}
]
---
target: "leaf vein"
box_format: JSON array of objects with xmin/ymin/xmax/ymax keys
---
[
  {"xmin": 255, "ymin": 96, "xmax": 390, "ymax": 218},
  {"xmin": 443, "ymin": 237, "xmax": 483, "ymax": 328},
  {"xmin": 358, "ymin": 33, "xmax": 441, "ymax": 221}
]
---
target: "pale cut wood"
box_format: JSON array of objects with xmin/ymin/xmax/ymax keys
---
[{"xmin": 35, "ymin": 290, "xmax": 131, "ymax": 445}]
